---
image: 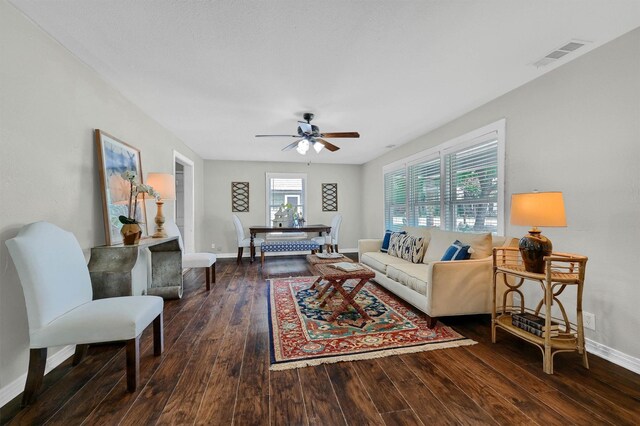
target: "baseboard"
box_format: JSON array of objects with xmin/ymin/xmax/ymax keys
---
[
  {"xmin": 0, "ymin": 345, "xmax": 75, "ymax": 407},
  {"xmin": 214, "ymin": 248, "xmax": 358, "ymax": 259},
  {"xmin": 586, "ymin": 338, "xmax": 640, "ymax": 375}
]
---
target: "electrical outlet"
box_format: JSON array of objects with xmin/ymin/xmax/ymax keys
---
[
  {"xmin": 583, "ymin": 311, "xmax": 596, "ymax": 330},
  {"xmin": 211, "ymin": 243, "xmax": 215, "ymax": 249}
]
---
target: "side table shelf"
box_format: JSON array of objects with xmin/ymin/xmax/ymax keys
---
[
  {"xmin": 491, "ymin": 246, "xmax": 588, "ymax": 374},
  {"xmin": 88, "ymin": 236, "xmax": 183, "ymax": 300}
]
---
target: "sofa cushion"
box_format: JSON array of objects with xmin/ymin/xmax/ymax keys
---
[
  {"xmin": 360, "ymin": 252, "xmax": 408, "ymax": 274},
  {"xmin": 386, "ymin": 263, "xmax": 429, "ymax": 296},
  {"xmin": 424, "ymin": 228, "xmax": 492, "ymax": 262},
  {"xmin": 441, "ymin": 240, "xmax": 473, "ymax": 261},
  {"xmin": 381, "ymin": 230, "xmax": 404, "ymax": 253},
  {"xmin": 387, "ymin": 232, "xmax": 407, "ymax": 257},
  {"xmin": 389, "ymin": 234, "xmax": 425, "ymax": 263}
]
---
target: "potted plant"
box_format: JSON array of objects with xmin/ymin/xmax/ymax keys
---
[{"xmin": 119, "ymin": 171, "xmax": 159, "ymax": 245}]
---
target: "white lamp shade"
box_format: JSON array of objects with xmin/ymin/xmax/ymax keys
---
[
  {"xmin": 510, "ymin": 192, "xmax": 567, "ymax": 227},
  {"xmin": 147, "ymin": 173, "xmax": 176, "ymax": 200}
]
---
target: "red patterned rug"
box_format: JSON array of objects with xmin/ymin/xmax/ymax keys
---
[{"xmin": 268, "ymin": 276, "xmax": 475, "ymax": 370}]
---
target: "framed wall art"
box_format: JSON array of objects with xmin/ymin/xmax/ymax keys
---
[
  {"xmin": 232, "ymin": 181, "xmax": 250, "ymax": 212},
  {"xmin": 322, "ymin": 183, "xmax": 338, "ymax": 211},
  {"xmin": 95, "ymin": 129, "xmax": 148, "ymax": 245}
]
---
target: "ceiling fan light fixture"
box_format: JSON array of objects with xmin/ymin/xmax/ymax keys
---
[
  {"xmin": 296, "ymin": 139, "xmax": 310, "ymax": 155},
  {"xmin": 313, "ymin": 141, "xmax": 324, "ymax": 153}
]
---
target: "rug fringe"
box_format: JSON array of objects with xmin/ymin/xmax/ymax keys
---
[{"xmin": 269, "ymin": 338, "xmax": 477, "ymax": 371}]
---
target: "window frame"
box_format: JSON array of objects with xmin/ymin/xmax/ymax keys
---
[
  {"xmin": 265, "ymin": 172, "xmax": 308, "ymax": 226},
  {"xmin": 382, "ymin": 119, "xmax": 505, "ymax": 235}
]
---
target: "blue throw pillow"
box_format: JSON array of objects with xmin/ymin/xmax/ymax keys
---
[
  {"xmin": 441, "ymin": 240, "xmax": 472, "ymax": 261},
  {"xmin": 381, "ymin": 230, "xmax": 405, "ymax": 253}
]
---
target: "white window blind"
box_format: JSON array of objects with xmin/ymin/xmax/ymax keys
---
[
  {"xmin": 382, "ymin": 120, "xmax": 504, "ymax": 234},
  {"xmin": 444, "ymin": 139, "xmax": 499, "ymax": 232},
  {"xmin": 384, "ymin": 168, "xmax": 406, "ymax": 231},
  {"xmin": 408, "ymin": 156, "xmax": 441, "ymax": 228}
]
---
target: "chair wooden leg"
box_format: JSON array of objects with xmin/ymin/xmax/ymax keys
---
[
  {"xmin": 22, "ymin": 348, "xmax": 47, "ymax": 406},
  {"xmin": 126, "ymin": 336, "xmax": 140, "ymax": 392},
  {"xmin": 205, "ymin": 267, "xmax": 211, "ymax": 291},
  {"xmin": 261, "ymin": 250, "xmax": 265, "ymax": 267},
  {"xmin": 237, "ymin": 247, "xmax": 243, "ymax": 264},
  {"xmin": 212, "ymin": 263, "xmax": 216, "ymax": 284},
  {"xmin": 72, "ymin": 344, "xmax": 89, "ymax": 366},
  {"xmin": 153, "ymin": 313, "xmax": 164, "ymax": 356}
]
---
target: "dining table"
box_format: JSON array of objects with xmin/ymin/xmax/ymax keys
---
[{"xmin": 248, "ymin": 224, "xmax": 331, "ymax": 263}]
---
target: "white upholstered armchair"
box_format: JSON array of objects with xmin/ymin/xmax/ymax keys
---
[
  {"xmin": 164, "ymin": 220, "xmax": 216, "ymax": 290},
  {"xmin": 232, "ymin": 214, "xmax": 264, "ymax": 264},
  {"xmin": 312, "ymin": 213, "xmax": 342, "ymax": 253},
  {"xmin": 5, "ymin": 222, "xmax": 164, "ymax": 405}
]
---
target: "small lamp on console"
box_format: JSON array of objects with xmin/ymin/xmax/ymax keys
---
[
  {"xmin": 146, "ymin": 173, "xmax": 176, "ymax": 238},
  {"xmin": 510, "ymin": 191, "xmax": 567, "ymax": 273}
]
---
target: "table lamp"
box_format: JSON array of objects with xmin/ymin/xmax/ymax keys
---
[
  {"xmin": 510, "ymin": 191, "xmax": 566, "ymax": 273},
  {"xmin": 146, "ymin": 173, "xmax": 176, "ymax": 238}
]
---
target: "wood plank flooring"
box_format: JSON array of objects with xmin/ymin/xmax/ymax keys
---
[{"xmin": 2, "ymin": 255, "xmax": 639, "ymax": 425}]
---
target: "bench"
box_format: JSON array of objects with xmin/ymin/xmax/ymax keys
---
[{"xmin": 260, "ymin": 240, "xmax": 320, "ymax": 266}]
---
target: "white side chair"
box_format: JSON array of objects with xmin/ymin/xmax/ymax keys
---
[
  {"xmin": 164, "ymin": 221, "xmax": 216, "ymax": 291},
  {"xmin": 5, "ymin": 222, "xmax": 164, "ymax": 405},
  {"xmin": 312, "ymin": 214, "xmax": 343, "ymax": 253},
  {"xmin": 233, "ymin": 214, "xmax": 264, "ymax": 264}
]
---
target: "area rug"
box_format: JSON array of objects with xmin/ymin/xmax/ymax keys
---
[{"xmin": 268, "ymin": 276, "xmax": 476, "ymax": 370}]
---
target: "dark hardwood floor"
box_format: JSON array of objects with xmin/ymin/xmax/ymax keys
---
[{"xmin": 2, "ymin": 255, "xmax": 639, "ymax": 425}]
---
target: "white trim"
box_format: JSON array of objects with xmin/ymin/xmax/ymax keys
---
[
  {"xmin": 586, "ymin": 338, "xmax": 640, "ymax": 375},
  {"xmin": 173, "ymin": 151, "xmax": 195, "ymax": 253},
  {"xmin": 0, "ymin": 345, "xmax": 75, "ymax": 407}
]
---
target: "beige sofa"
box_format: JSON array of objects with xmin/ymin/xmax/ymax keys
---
[{"xmin": 358, "ymin": 227, "xmax": 517, "ymax": 327}]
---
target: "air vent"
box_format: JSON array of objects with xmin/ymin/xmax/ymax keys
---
[{"xmin": 532, "ymin": 39, "xmax": 591, "ymax": 68}]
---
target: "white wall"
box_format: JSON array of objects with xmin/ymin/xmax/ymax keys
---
[
  {"xmin": 0, "ymin": 1, "xmax": 205, "ymax": 391},
  {"xmin": 362, "ymin": 28, "xmax": 640, "ymax": 360},
  {"xmin": 203, "ymin": 160, "xmax": 362, "ymax": 255}
]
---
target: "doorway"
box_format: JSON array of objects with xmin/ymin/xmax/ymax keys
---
[{"xmin": 173, "ymin": 151, "xmax": 195, "ymax": 253}]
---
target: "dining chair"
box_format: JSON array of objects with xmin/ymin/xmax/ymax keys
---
[
  {"xmin": 5, "ymin": 221, "xmax": 164, "ymax": 405},
  {"xmin": 232, "ymin": 214, "xmax": 264, "ymax": 264},
  {"xmin": 164, "ymin": 221, "xmax": 216, "ymax": 290},
  {"xmin": 312, "ymin": 213, "xmax": 342, "ymax": 253}
]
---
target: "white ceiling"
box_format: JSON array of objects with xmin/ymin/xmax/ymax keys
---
[{"xmin": 10, "ymin": 0, "xmax": 640, "ymax": 164}]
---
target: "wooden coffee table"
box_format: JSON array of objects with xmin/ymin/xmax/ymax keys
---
[
  {"xmin": 308, "ymin": 262, "xmax": 375, "ymax": 322},
  {"xmin": 306, "ymin": 254, "xmax": 353, "ymax": 292}
]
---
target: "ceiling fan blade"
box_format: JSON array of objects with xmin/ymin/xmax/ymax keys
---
[
  {"xmin": 282, "ymin": 139, "xmax": 303, "ymax": 151},
  {"xmin": 320, "ymin": 132, "xmax": 360, "ymax": 138},
  {"xmin": 256, "ymin": 134, "xmax": 299, "ymax": 138},
  {"xmin": 317, "ymin": 138, "xmax": 340, "ymax": 152}
]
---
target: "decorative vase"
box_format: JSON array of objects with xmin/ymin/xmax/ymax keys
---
[{"xmin": 121, "ymin": 223, "xmax": 142, "ymax": 245}]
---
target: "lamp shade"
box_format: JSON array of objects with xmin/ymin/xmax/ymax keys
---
[
  {"xmin": 510, "ymin": 192, "xmax": 566, "ymax": 228},
  {"xmin": 146, "ymin": 173, "xmax": 176, "ymax": 200}
]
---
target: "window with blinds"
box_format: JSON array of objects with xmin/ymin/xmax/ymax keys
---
[
  {"xmin": 443, "ymin": 139, "xmax": 498, "ymax": 232},
  {"xmin": 382, "ymin": 120, "xmax": 504, "ymax": 234},
  {"xmin": 384, "ymin": 168, "xmax": 407, "ymax": 232},
  {"xmin": 409, "ymin": 156, "xmax": 441, "ymax": 228},
  {"xmin": 265, "ymin": 173, "xmax": 307, "ymax": 225}
]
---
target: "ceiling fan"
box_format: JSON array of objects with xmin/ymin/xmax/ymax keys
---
[{"xmin": 255, "ymin": 113, "xmax": 360, "ymax": 154}]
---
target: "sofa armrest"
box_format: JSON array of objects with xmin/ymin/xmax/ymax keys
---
[
  {"xmin": 427, "ymin": 257, "xmax": 495, "ymax": 317},
  {"xmin": 358, "ymin": 239, "xmax": 383, "ymax": 262}
]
